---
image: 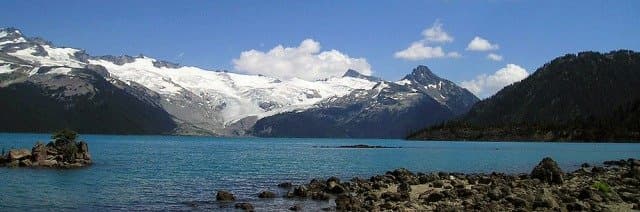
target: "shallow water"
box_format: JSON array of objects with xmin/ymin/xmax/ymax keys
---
[{"xmin": 0, "ymin": 133, "xmax": 639, "ymax": 211}]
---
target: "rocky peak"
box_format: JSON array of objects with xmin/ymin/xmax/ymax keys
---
[
  {"xmin": 27, "ymin": 37, "xmax": 54, "ymax": 46},
  {"xmin": 0, "ymin": 27, "xmax": 26, "ymax": 46},
  {"xmin": 342, "ymin": 69, "xmax": 382, "ymax": 82},
  {"xmin": 0, "ymin": 27, "xmax": 22, "ymax": 37},
  {"xmin": 402, "ymin": 65, "xmax": 442, "ymax": 85},
  {"xmin": 152, "ymin": 59, "xmax": 182, "ymax": 69},
  {"xmin": 94, "ymin": 55, "xmax": 139, "ymax": 65}
]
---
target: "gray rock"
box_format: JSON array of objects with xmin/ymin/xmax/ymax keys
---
[
  {"xmin": 531, "ymin": 157, "xmax": 564, "ymax": 184},
  {"xmin": 8, "ymin": 149, "xmax": 31, "ymax": 161},
  {"xmin": 31, "ymin": 142, "xmax": 47, "ymax": 162}
]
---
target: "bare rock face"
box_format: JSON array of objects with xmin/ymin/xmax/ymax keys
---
[
  {"xmin": 531, "ymin": 157, "xmax": 564, "ymax": 184},
  {"xmin": 31, "ymin": 142, "xmax": 47, "ymax": 162},
  {"xmin": 8, "ymin": 149, "xmax": 31, "ymax": 161}
]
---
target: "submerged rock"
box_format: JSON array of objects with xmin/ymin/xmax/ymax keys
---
[
  {"xmin": 257, "ymin": 190, "xmax": 276, "ymax": 198},
  {"xmin": 216, "ymin": 190, "xmax": 235, "ymax": 201},
  {"xmin": 278, "ymin": 182, "xmax": 293, "ymax": 188},
  {"xmin": 234, "ymin": 202, "xmax": 254, "ymax": 211},
  {"xmin": 289, "ymin": 204, "xmax": 302, "ymax": 211}
]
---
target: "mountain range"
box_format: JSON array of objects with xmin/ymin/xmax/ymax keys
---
[
  {"xmin": 408, "ymin": 50, "xmax": 640, "ymax": 141},
  {"xmin": 0, "ymin": 28, "xmax": 478, "ymax": 137}
]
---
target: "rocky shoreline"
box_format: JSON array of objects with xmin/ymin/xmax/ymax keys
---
[
  {"xmin": 215, "ymin": 157, "xmax": 640, "ymax": 211},
  {"xmin": 0, "ymin": 130, "xmax": 92, "ymax": 168}
]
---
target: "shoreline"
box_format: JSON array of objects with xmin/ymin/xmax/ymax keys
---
[
  {"xmin": 2, "ymin": 132, "xmax": 640, "ymax": 143},
  {"xmin": 216, "ymin": 157, "xmax": 640, "ymax": 211}
]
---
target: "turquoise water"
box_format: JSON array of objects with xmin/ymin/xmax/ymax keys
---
[{"xmin": 0, "ymin": 133, "xmax": 639, "ymax": 211}]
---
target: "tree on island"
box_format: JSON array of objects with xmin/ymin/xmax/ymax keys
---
[{"xmin": 49, "ymin": 129, "xmax": 80, "ymax": 162}]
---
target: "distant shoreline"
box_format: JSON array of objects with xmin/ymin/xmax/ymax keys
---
[{"xmin": 2, "ymin": 131, "xmax": 640, "ymax": 143}]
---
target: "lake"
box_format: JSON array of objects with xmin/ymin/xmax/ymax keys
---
[{"xmin": 0, "ymin": 133, "xmax": 639, "ymax": 211}]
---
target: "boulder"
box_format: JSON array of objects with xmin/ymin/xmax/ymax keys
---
[
  {"xmin": 39, "ymin": 159, "xmax": 58, "ymax": 167},
  {"xmin": 289, "ymin": 204, "xmax": 302, "ymax": 211},
  {"xmin": 234, "ymin": 202, "xmax": 254, "ymax": 211},
  {"xmin": 292, "ymin": 186, "xmax": 308, "ymax": 197},
  {"xmin": 533, "ymin": 188, "xmax": 559, "ymax": 209},
  {"xmin": 257, "ymin": 190, "xmax": 276, "ymax": 198},
  {"xmin": 505, "ymin": 195, "xmax": 529, "ymax": 208},
  {"xmin": 19, "ymin": 159, "xmax": 32, "ymax": 167},
  {"xmin": 530, "ymin": 157, "xmax": 564, "ymax": 184},
  {"xmin": 397, "ymin": 182, "xmax": 411, "ymax": 193},
  {"xmin": 311, "ymin": 191, "xmax": 330, "ymax": 200},
  {"xmin": 31, "ymin": 142, "xmax": 47, "ymax": 162},
  {"xmin": 432, "ymin": 180, "xmax": 444, "ymax": 188},
  {"xmin": 326, "ymin": 177, "xmax": 346, "ymax": 193},
  {"xmin": 335, "ymin": 194, "xmax": 362, "ymax": 211},
  {"xmin": 327, "ymin": 183, "xmax": 346, "ymax": 194},
  {"xmin": 8, "ymin": 149, "xmax": 31, "ymax": 161},
  {"xmin": 388, "ymin": 168, "xmax": 417, "ymax": 184},
  {"xmin": 381, "ymin": 191, "xmax": 407, "ymax": 202},
  {"xmin": 308, "ymin": 178, "xmax": 325, "ymax": 191},
  {"xmin": 424, "ymin": 192, "xmax": 446, "ymax": 203},
  {"xmin": 629, "ymin": 166, "xmax": 640, "ymax": 179},
  {"xmin": 216, "ymin": 190, "xmax": 235, "ymax": 201}
]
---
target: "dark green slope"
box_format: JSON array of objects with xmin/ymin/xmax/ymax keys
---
[
  {"xmin": 409, "ymin": 50, "xmax": 640, "ymax": 141},
  {"xmin": 0, "ymin": 68, "xmax": 177, "ymax": 134}
]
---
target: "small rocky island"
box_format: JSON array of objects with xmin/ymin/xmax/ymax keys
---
[{"xmin": 0, "ymin": 129, "xmax": 92, "ymax": 168}]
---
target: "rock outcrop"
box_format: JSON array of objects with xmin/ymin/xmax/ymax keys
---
[
  {"xmin": 268, "ymin": 157, "xmax": 640, "ymax": 211},
  {"xmin": 1, "ymin": 130, "xmax": 92, "ymax": 168},
  {"xmin": 531, "ymin": 157, "xmax": 564, "ymax": 184},
  {"xmin": 1, "ymin": 140, "xmax": 92, "ymax": 168}
]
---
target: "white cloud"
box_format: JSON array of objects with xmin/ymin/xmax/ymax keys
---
[
  {"xmin": 487, "ymin": 53, "xmax": 503, "ymax": 61},
  {"xmin": 422, "ymin": 20, "xmax": 454, "ymax": 43},
  {"xmin": 394, "ymin": 20, "xmax": 460, "ymax": 61},
  {"xmin": 466, "ymin": 36, "xmax": 499, "ymax": 51},
  {"xmin": 394, "ymin": 42, "xmax": 460, "ymax": 60},
  {"xmin": 233, "ymin": 39, "xmax": 372, "ymax": 81},
  {"xmin": 460, "ymin": 64, "xmax": 528, "ymax": 98}
]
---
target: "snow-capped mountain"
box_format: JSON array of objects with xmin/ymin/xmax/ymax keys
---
[
  {"xmin": 253, "ymin": 67, "xmax": 479, "ymax": 138},
  {"xmin": 397, "ymin": 65, "xmax": 478, "ymax": 115},
  {"xmin": 0, "ymin": 28, "xmax": 177, "ymax": 134},
  {"xmin": 0, "ymin": 28, "xmax": 478, "ymax": 137}
]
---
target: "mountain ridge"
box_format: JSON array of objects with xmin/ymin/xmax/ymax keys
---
[
  {"xmin": 408, "ymin": 50, "xmax": 640, "ymax": 141},
  {"xmin": 1, "ymin": 27, "xmax": 477, "ymax": 137}
]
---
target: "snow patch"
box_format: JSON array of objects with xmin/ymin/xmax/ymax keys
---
[
  {"xmin": 396, "ymin": 79, "xmax": 412, "ymax": 86},
  {"xmin": 0, "ymin": 64, "xmax": 13, "ymax": 74},
  {"xmin": 8, "ymin": 45, "xmax": 83, "ymax": 68},
  {"xmin": 0, "ymin": 37, "xmax": 27, "ymax": 46},
  {"xmin": 47, "ymin": 67, "xmax": 73, "ymax": 75}
]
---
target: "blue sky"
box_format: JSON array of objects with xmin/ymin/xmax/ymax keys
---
[{"xmin": 1, "ymin": 0, "xmax": 639, "ymax": 97}]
